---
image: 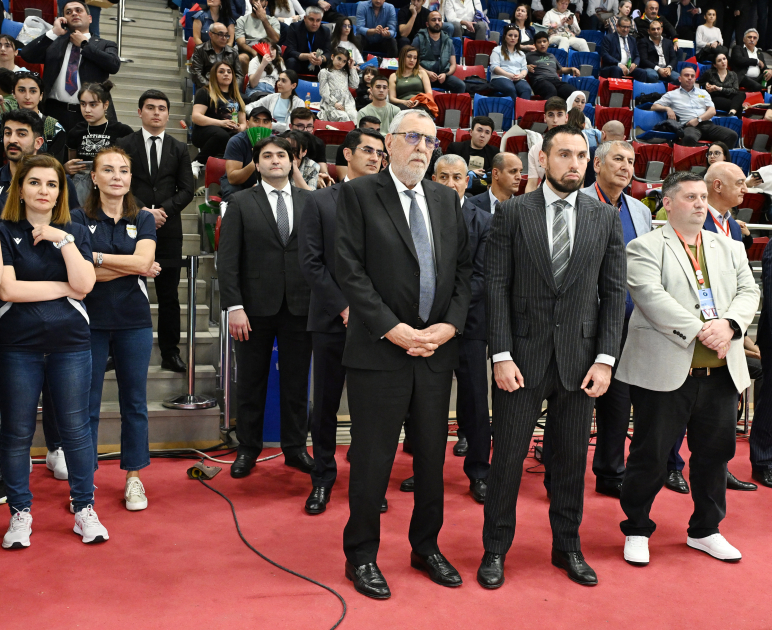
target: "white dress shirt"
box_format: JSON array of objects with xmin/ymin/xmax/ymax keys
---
[
  {"xmin": 707, "ymin": 204, "xmax": 732, "ymax": 234},
  {"xmin": 46, "ymin": 29, "xmax": 91, "ymax": 104},
  {"xmin": 618, "ymin": 35, "xmax": 630, "ymax": 66},
  {"xmin": 389, "ymin": 166, "xmax": 435, "ymax": 259},
  {"xmin": 141, "ymin": 128, "xmax": 165, "ymax": 177},
  {"xmin": 488, "ymin": 188, "xmax": 512, "ymax": 214},
  {"xmin": 746, "ymin": 47, "xmax": 760, "ymax": 79},
  {"xmin": 650, "ymin": 37, "xmax": 666, "ymax": 69},
  {"xmin": 492, "ymin": 182, "xmax": 615, "ymax": 367}
]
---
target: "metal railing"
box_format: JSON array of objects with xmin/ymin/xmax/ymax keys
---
[{"xmin": 112, "ymin": 0, "xmax": 134, "ymax": 63}]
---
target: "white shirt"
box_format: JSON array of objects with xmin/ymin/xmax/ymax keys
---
[
  {"xmin": 389, "ymin": 166, "xmax": 435, "ymax": 259},
  {"xmin": 650, "ymin": 37, "xmax": 666, "ymax": 69},
  {"xmin": 488, "ymin": 188, "xmax": 511, "ymax": 214},
  {"xmin": 492, "ymin": 182, "xmax": 615, "ymax": 367},
  {"xmin": 141, "ymin": 128, "xmax": 165, "ymax": 177},
  {"xmin": 46, "ymin": 29, "xmax": 91, "ymax": 104},
  {"xmin": 618, "ymin": 35, "xmax": 630, "ymax": 66},
  {"xmin": 746, "ymin": 46, "xmax": 760, "ymax": 79},
  {"xmin": 708, "ymin": 204, "xmax": 732, "ymax": 234}
]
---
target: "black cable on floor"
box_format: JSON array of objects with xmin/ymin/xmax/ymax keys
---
[{"xmin": 196, "ymin": 476, "xmax": 347, "ymax": 630}]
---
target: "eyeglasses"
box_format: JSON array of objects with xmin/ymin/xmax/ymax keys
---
[
  {"xmin": 707, "ymin": 151, "xmax": 724, "ymax": 157},
  {"xmin": 210, "ymin": 30, "xmax": 229, "ymax": 37},
  {"xmin": 355, "ymin": 146, "xmax": 385, "ymax": 158},
  {"xmin": 393, "ymin": 132, "xmax": 439, "ymax": 149},
  {"xmin": 292, "ymin": 122, "xmax": 314, "ymax": 131}
]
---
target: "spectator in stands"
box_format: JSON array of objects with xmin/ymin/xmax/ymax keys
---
[
  {"xmin": 297, "ymin": 0, "xmax": 341, "ymax": 23},
  {"xmin": 700, "ymin": 53, "xmax": 744, "ymax": 117},
  {"xmin": 526, "ymin": 33, "xmax": 579, "ymax": 100},
  {"xmin": 639, "ymin": 20, "xmax": 679, "ymax": 84},
  {"xmin": 331, "ymin": 16, "xmax": 365, "ymax": 67},
  {"xmin": 13, "ymin": 73, "xmax": 67, "ymax": 163},
  {"xmin": 0, "ymin": 69, "xmax": 18, "ymax": 113},
  {"xmin": 542, "ymin": 0, "xmax": 589, "ymax": 52},
  {"xmin": 464, "ymin": 152, "xmax": 523, "ymax": 214},
  {"xmin": 71, "ymin": 146, "xmax": 157, "ymax": 514},
  {"xmin": 568, "ymin": 107, "xmax": 601, "ymax": 150},
  {"xmin": 608, "ymin": 0, "xmax": 637, "ymax": 36},
  {"xmin": 192, "ymin": 62, "xmax": 247, "ymax": 176},
  {"xmin": 412, "ymin": 11, "xmax": 465, "ymax": 94},
  {"xmin": 117, "ymin": 89, "xmax": 195, "ymax": 375},
  {"xmin": 600, "ymin": 17, "xmax": 654, "ymax": 82},
  {"xmin": 730, "ymin": 29, "xmax": 772, "ymax": 93},
  {"xmin": 252, "ymin": 70, "xmax": 305, "ymax": 131},
  {"xmin": 634, "ymin": 1, "xmax": 678, "ymax": 47},
  {"xmin": 706, "ymin": 141, "xmax": 730, "ymax": 166},
  {"xmin": 663, "ymin": 0, "xmax": 701, "ymax": 42},
  {"xmin": 399, "ymin": 0, "xmax": 453, "ymax": 50},
  {"xmin": 318, "ymin": 47, "xmax": 360, "ymax": 122},
  {"xmin": 221, "ymin": 105, "xmax": 274, "ymax": 202},
  {"xmin": 443, "ymin": 0, "xmax": 486, "ymax": 40},
  {"xmin": 282, "ymin": 129, "xmax": 320, "ymax": 189},
  {"xmin": 446, "ymin": 116, "xmax": 499, "ymax": 196},
  {"xmin": 65, "ymin": 81, "xmax": 133, "ymax": 206},
  {"xmin": 289, "ymin": 107, "xmax": 332, "ymax": 186},
  {"xmin": 524, "ymin": 96, "xmax": 566, "ymax": 193},
  {"xmin": 57, "ymin": 0, "xmax": 102, "ymax": 37},
  {"xmin": 587, "ymin": 0, "xmax": 619, "ymax": 31},
  {"xmin": 193, "ymin": 0, "xmax": 236, "ymax": 46},
  {"xmin": 388, "ymin": 46, "xmax": 433, "ymax": 111},
  {"xmin": 21, "ymin": 1, "xmax": 121, "ymax": 134},
  {"xmin": 268, "ymin": 0, "xmax": 305, "ymax": 28},
  {"xmin": 0, "ymin": 35, "xmax": 24, "ymax": 73},
  {"xmin": 695, "ymin": 9, "xmax": 726, "ymax": 63},
  {"xmin": 721, "ymin": 0, "xmax": 753, "ymax": 52},
  {"xmin": 192, "ymin": 22, "xmax": 245, "ymax": 90},
  {"xmin": 566, "ymin": 91, "xmax": 592, "ymax": 129},
  {"xmin": 512, "ymin": 4, "xmax": 536, "ymax": 52},
  {"xmin": 651, "ymin": 67, "xmax": 738, "ymax": 148},
  {"xmin": 357, "ymin": 0, "xmax": 399, "ymax": 58},
  {"xmin": 245, "ymin": 40, "xmax": 284, "ymax": 101},
  {"xmin": 236, "ymin": 0, "xmax": 281, "ymax": 75},
  {"xmin": 284, "ymin": 7, "xmax": 331, "ymax": 77},
  {"xmin": 490, "ymin": 25, "xmax": 530, "ymax": 101},
  {"xmin": 357, "ymin": 73, "xmax": 400, "ymax": 128},
  {"xmin": 335, "ymin": 116, "xmax": 382, "ymax": 180}
]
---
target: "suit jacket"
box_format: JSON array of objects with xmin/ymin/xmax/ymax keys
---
[
  {"xmin": 461, "ymin": 200, "xmax": 493, "ymax": 340},
  {"xmin": 299, "ymin": 183, "xmax": 348, "ymax": 334},
  {"xmin": 190, "ymin": 41, "xmax": 243, "ymax": 89},
  {"xmin": 616, "ymin": 223, "xmax": 759, "ymax": 392},
  {"xmin": 219, "ymin": 183, "xmax": 312, "ymax": 317},
  {"xmin": 335, "ymin": 168, "xmax": 472, "ymax": 372},
  {"xmin": 638, "ymin": 36, "xmax": 677, "ymax": 71},
  {"xmin": 284, "ymin": 20, "xmax": 332, "ymax": 63},
  {"xmin": 485, "ymin": 188, "xmax": 627, "ymax": 391},
  {"xmin": 757, "ymin": 239, "xmax": 772, "ymax": 351},
  {"xmin": 464, "ymin": 191, "xmax": 490, "ymax": 213},
  {"xmin": 730, "ymin": 45, "xmax": 764, "ymax": 83},
  {"xmin": 579, "ymin": 185, "xmax": 652, "ymax": 236},
  {"xmin": 634, "ymin": 15, "xmax": 678, "ymax": 42},
  {"xmin": 601, "ymin": 32, "xmax": 640, "ymax": 68},
  {"xmin": 117, "ymin": 131, "xmax": 195, "ymax": 241},
  {"xmin": 702, "ymin": 210, "xmax": 753, "ymax": 250},
  {"xmin": 21, "ymin": 33, "xmax": 121, "ymax": 95}
]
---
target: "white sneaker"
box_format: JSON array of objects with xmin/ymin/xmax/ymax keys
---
[
  {"xmin": 29, "ymin": 457, "xmax": 33, "ymax": 474},
  {"xmin": 191, "ymin": 160, "xmax": 203, "ymax": 179},
  {"xmin": 46, "ymin": 448, "xmax": 68, "ymax": 480},
  {"xmin": 125, "ymin": 478, "xmax": 148, "ymax": 511},
  {"xmin": 2, "ymin": 509, "xmax": 32, "ymax": 549},
  {"xmin": 687, "ymin": 534, "xmax": 741, "ymax": 562},
  {"xmin": 73, "ymin": 505, "xmax": 109, "ymax": 544},
  {"xmin": 623, "ymin": 536, "xmax": 650, "ymax": 566}
]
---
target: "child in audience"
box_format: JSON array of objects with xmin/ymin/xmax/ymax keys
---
[
  {"xmin": 318, "ymin": 47, "xmax": 359, "ymax": 123},
  {"xmin": 246, "ymin": 40, "xmax": 285, "ymax": 101},
  {"xmin": 355, "ymin": 66, "xmax": 379, "ymax": 110}
]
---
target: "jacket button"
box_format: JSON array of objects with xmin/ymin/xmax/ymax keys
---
[
  {"xmin": 673, "ymin": 330, "xmax": 677, "ymax": 334},
  {"xmin": 555, "ymin": 323, "xmax": 560, "ymax": 328},
  {"xmin": 695, "ymin": 304, "xmax": 699, "ymax": 309},
  {"xmin": 413, "ymin": 303, "xmax": 418, "ymax": 309},
  {"xmin": 414, "ymin": 271, "xmax": 419, "ymax": 276},
  {"xmin": 153, "ymin": 187, "xmax": 157, "ymax": 192}
]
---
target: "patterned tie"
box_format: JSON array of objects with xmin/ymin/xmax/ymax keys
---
[
  {"xmin": 273, "ymin": 189, "xmax": 290, "ymax": 246},
  {"xmin": 404, "ymin": 190, "xmax": 435, "ymax": 322},
  {"xmin": 494, "ymin": 200, "xmax": 501, "ymax": 215},
  {"xmin": 65, "ymin": 44, "xmax": 81, "ymax": 96},
  {"xmin": 622, "ymin": 36, "xmax": 630, "ymax": 62},
  {"xmin": 551, "ymin": 199, "xmax": 571, "ymax": 287},
  {"xmin": 149, "ymin": 136, "xmax": 159, "ymax": 181}
]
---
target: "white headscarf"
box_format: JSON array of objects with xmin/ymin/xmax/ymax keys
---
[{"xmin": 566, "ymin": 90, "xmax": 593, "ymax": 130}]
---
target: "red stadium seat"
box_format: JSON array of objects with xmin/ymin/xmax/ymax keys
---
[
  {"xmin": 14, "ymin": 0, "xmax": 57, "ymax": 23},
  {"xmin": 437, "ymin": 128, "xmax": 454, "ymax": 153},
  {"xmin": 595, "ymin": 106, "xmax": 633, "ymax": 138},
  {"xmin": 751, "ymin": 150, "xmax": 772, "ymax": 171},
  {"xmin": 463, "ymin": 40, "xmax": 496, "ymax": 65},
  {"xmin": 204, "ymin": 157, "xmax": 226, "ymax": 208},
  {"xmin": 455, "ymin": 129, "xmax": 502, "ymax": 148},
  {"xmin": 435, "ymin": 92, "xmax": 471, "ymax": 127},
  {"xmin": 598, "ymin": 76, "xmax": 632, "ymax": 107},
  {"xmin": 631, "ymin": 179, "xmax": 662, "ymax": 201},
  {"xmin": 747, "ymin": 237, "xmax": 769, "ymax": 261},
  {"xmin": 14, "ymin": 58, "xmax": 43, "ymax": 75},
  {"xmin": 453, "ymin": 65, "xmax": 486, "ymax": 81},
  {"xmin": 633, "ymin": 143, "xmax": 672, "ymax": 181},
  {"xmin": 313, "ymin": 120, "xmax": 354, "ymax": 133},
  {"xmin": 673, "ymin": 144, "xmax": 708, "ymax": 173},
  {"xmin": 504, "ymin": 134, "xmax": 529, "ymax": 167},
  {"xmin": 740, "ymin": 192, "xmax": 767, "ymax": 224},
  {"xmin": 187, "ymin": 38, "xmax": 196, "ymax": 61},
  {"xmin": 743, "ymin": 92, "xmax": 765, "ymax": 107},
  {"xmin": 515, "ymin": 98, "xmax": 545, "ymax": 122},
  {"xmin": 517, "ymin": 175, "xmax": 528, "ymax": 195},
  {"xmin": 743, "ymin": 120, "xmax": 772, "ymax": 152},
  {"xmin": 314, "ymin": 129, "xmax": 349, "ymax": 148},
  {"xmin": 327, "ymin": 163, "xmax": 338, "ymax": 182}
]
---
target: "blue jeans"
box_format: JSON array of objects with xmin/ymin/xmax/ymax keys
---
[
  {"xmin": 58, "ymin": 0, "xmax": 101, "ymax": 36},
  {"xmin": 88, "ymin": 328, "xmax": 153, "ymax": 471},
  {"xmin": 490, "ymin": 76, "xmax": 531, "ymax": 101},
  {"xmin": 0, "ymin": 350, "xmax": 95, "ymax": 512},
  {"xmin": 41, "ymin": 379, "xmax": 63, "ymax": 451}
]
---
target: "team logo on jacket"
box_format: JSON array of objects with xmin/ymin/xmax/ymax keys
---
[
  {"xmin": 13, "ymin": 238, "xmax": 20, "ymax": 245},
  {"xmin": 126, "ymin": 225, "xmax": 137, "ymax": 239},
  {"xmin": 89, "ymin": 224, "xmax": 97, "ymax": 233}
]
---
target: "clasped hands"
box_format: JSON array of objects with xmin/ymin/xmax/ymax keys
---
[
  {"xmin": 385, "ymin": 322, "xmax": 455, "ymax": 357},
  {"xmin": 697, "ymin": 318, "xmax": 734, "ymax": 359},
  {"xmin": 494, "ymin": 360, "xmax": 611, "ymax": 397}
]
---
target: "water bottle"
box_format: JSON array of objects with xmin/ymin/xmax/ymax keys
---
[{"xmin": 305, "ymin": 92, "xmax": 311, "ymax": 108}]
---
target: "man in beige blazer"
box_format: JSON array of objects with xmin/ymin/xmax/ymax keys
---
[{"xmin": 615, "ymin": 171, "xmax": 759, "ymax": 567}]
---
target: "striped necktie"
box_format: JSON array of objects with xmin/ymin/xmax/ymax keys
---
[{"xmin": 551, "ymin": 199, "xmax": 571, "ymax": 287}]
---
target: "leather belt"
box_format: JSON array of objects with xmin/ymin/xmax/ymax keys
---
[{"xmin": 688, "ymin": 365, "xmax": 727, "ymax": 377}]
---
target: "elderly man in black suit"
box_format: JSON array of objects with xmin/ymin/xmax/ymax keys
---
[
  {"xmin": 336, "ymin": 109, "xmax": 472, "ymax": 599},
  {"xmin": 21, "ymin": 0, "xmax": 120, "ymax": 132},
  {"xmin": 218, "ymin": 136, "xmax": 315, "ymax": 478},
  {"xmin": 730, "ymin": 29, "xmax": 772, "ymax": 92},
  {"xmin": 298, "ymin": 128, "xmax": 386, "ymax": 515},
  {"xmin": 478, "ymin": 124, "xmax": 626, "ymax": 589},
  {"xmin": 118, "ymin": 90, "xmax": 195, "ymax": 375}
]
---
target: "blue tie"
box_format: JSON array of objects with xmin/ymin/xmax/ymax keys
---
[{"xmin": 404, "ymin": 190, "xmax": 435, "ymax": 322}]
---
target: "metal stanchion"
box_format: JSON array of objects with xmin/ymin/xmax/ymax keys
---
[
  {"xmin": 163, "ymin": 256, "xmax": 217, "ymax": 410},
  {"xmin": 218, "ymin": 309, "xmax": 233, "ymax": 435},
  {"xmin": 110, "ymin": 0, "xmax": 135, "ymax": 22},
  {"xmin": 113, "ymin": 0, "xmax": 134, "ymax": 63}
]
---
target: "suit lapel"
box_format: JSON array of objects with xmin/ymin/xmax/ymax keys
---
[
  {"xmin": 155, "ymin": 135, "xmax": 173, "ymax": 182},
  {"xmin": 377, "ymin": 170, "xmax": 418, "ymax": 261},
  {"xmin": 663, "ymin": 223, "xmax": 700, "ymax": 299},
  {"xmin": 520, "ymin": 189, "xmax": 558, "ymax": 293},
  {"xmin": 253, "ymin": 184, "xmax": 283, "ymax": 244},
  {"xmin": 702, "ymin": 230, "xmax": 723, "ymax": 305},
  {"xmin": 132, "ymin": 131, "xmax": 152, "ymax": 181},
  {"xmin": 426, "ymin": 183, "xmax": 443, "ymax": 270},
  {"xmin": 289, "ymin": 186, "xmax": 304, "ymax": 241},
  {"xmin": 559, "ymin": 193, "xmax": 596, "ymax": 292}
]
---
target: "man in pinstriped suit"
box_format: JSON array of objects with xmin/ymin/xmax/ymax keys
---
[{"xmin": 477, "ymin": 125, "xmax": 627, "ymax": 589}]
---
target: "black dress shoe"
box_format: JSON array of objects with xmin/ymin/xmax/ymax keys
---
[
  {"xmin": 230, "ymin": 453, "xmax": 257, "ymax": 478},
  {"xmin": 345, "ymin": 561, "xmax": 391, "ymax": 599},
  {"xmin": 400, "ymin": 475, "xmax": 415, "ymax": 492},
  {"xmin": 551, "ymin": 549, "xmax": 598, "ymax": 586},
  {"xmin": 161, "ymin": 354, "xmax": 187, "ymax": 373},
  {"xmin": 381, "ymin": 498, "xmax": 388, "ymax": 513},
  {"xmin": 346, "ymin": 448, "xmax": 351, "ymax": 462},
  {"xmin": 410, "ymin": 551, "xmax": 462, "ymax": 587},
  {"xmin": 305, "ymin": 486, "xmax": 331, "ymax": 514},
  {"xmin": 595, "ymin": 478, "xmax": 622, "ymax": 498},
  {"xmin": 453, "ymin": 436, "xmax": 468, "ymax": 457},
  {"xmin": 664, "ymin": 470, "xmax": 690, "ymax": 494},
  {"xmin": 402, "ymin": 438, "xmax": 413, "ymax": 454},
  {"xmin": 727, "ymin": 471, "xmax": 757, "ymax": 491},
  {"xmin": 285, "ymin": 451, "xmax": 315, "ymax": 474},
  {"xmin": 470, "ymin": 478, "xmax": 487, "ymax": 504},
  {"xmin": 752, "ymin": 469, "xmax": 772, "ymax": 488},
  {"xmin": 477, "ymin": 551, "xmax": 505, "ymax": 589}
]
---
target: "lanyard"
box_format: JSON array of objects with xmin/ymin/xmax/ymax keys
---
[
  {"xmin": 594, "ymin": 182, "xmax": 623, "ymax": 210},
  {"xmin": 307, "ymin": 31, "xmax": 316, "ymax": 52},
  {"xmin": 674, "ymin": 229, "xmax": 705, "ymax": 285},
  {"xmin": 710, "ymin": 211, "xmax": 731, "ymax": 237}
]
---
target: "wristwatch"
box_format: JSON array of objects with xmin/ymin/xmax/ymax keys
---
[
  {"xmin": 726, "ymin": 318, "xmax": 742, "ymax": 340},
  {"xmin": 53, "ymin": 233, "xmax": 75, "ymax": 249}
]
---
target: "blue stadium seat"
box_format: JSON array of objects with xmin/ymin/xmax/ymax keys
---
[
  {"xmin": 0, "ymin": 19, "xmax": 22, "ymax": 39},
  {"xmin": 698, "ymin": 62, "xmax": 712, "ymax": 76},
  {"xmin": 550, "ymin": 46, "xmax": 568, "ymax": 68},
  {"xmin": 297, "ymin": 80, "xmax": 321, "ymax": 104},
  {"xmin": 567, "ymin": 50, "xmax": 600, "ymax": 77},
  {"xmin": 633, "ymin": 108, "xmax": 675, "ymax": 142},
  {"xmin": 730, "ymin": 149, "xmax": 751, "ymax": 175},
  {"xmin": 473, "ymin": 94, "xmax": 514, "ymax": 131},
  {"xmin": 487, "ymin": 0, "xmax": 516, "ymax": 18},
  {"xmin": 766, "ymin": 93, "xmax": 772, "ymax": 104},
  {"xmin": 182, "ymin": 9, "xmax": 193, "ymax": 41},
  {"xmin": 579, "ymin": 29, "xmax": 604, "ymax": 49},
  {"xmin": 566, "ymin": 75, "xmax": 599, "ymax": 103},
  {"xmin": 488, "ymin": 19, "xmax": 509, "ymax": 40},
  {"xmin": 677, "ymin": 61, "xmax": 698, "ymax": 75},
  {"xmin": 712, "ymin": 116, "xmax": 742, "ymax": 147},
  {"xmin": 584, "ymin": 103, "xmax": 595, "ymax": 126},
  {"xmin": 453, "ymin": 37, "xmax": 463, "ymax": 61},
  {"xmin": 338, "ymin": 3, "xmax": 359, "ymax": 16},
  {"xmin": 632, "ymin": 80, "xmax": 665, "ymax": 106}
]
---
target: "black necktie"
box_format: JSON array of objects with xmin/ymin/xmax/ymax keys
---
[{"xmin": 149, "ymin": 136, "xmax": 159, "ymax": 181}]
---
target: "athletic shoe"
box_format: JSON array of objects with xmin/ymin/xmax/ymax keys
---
[
  {"xmin": 2, "ymin": 509, "xmax": 32, "ymax": 549},
  {"xmin": 687, "ymin": 534, "xmax": 741, "ymax": 562},
  {"xmin": 29, "ymin": 457, "xmax": 33, "ymax": 474},
  {"xmin": 191, "ymin": 160, "xmax": 203, "ymax": 179},
  {"xmin": 125, "ymin": 478, "xmax": 148, "ymax": 511},
  {"xmin": 623, "ymin": 536, "xmax": 650, "ymax": 566},
  {"xmin": 46, "ymin": 448, "xmax": 68, "ymax": 480},
  {"xmin": 73, "ymin": 506, "xmax": 109, "ymax": 544}
]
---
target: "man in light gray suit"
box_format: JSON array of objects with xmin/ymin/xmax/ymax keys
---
[
  {"xmin": 617, "ymin": 171, "xmax": 759, "ymax": 567},
  {"xmin": 478, "ymin": 125, "xmax": 627, "ymax": 589}
]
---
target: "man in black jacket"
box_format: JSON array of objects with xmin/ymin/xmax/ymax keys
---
[
  {"xmin": 284, "ymin": 7, "xmax": 331, "ymax": 76},
  {"xmin": 730, "ymin": 29, "xmax": 772, "ymax": 91},
  {"xmin": 21, "ymin": 0, "xmax": 120, "ymax": 132},
  {"xmin": 190, "ymin": 24, "xmax": 244, "ymax": 89},
  {"xmin": 445, "ymin": 116, "xmax": 499, "ymax": 196},
  {"xmin": 117, "ymin": 90, "xmax": 194, "ymax": 374},
  {"xmin": 634, "ymin": 1, "xmax": 679, "ymax": 46},
  {"xmin": 638, "ymin": 20, "xmax": 679, "ymax": 85}
]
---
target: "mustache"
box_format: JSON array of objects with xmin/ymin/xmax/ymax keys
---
[{"xmin": 6, "ymin": 144, "xmax": 20, "ymax": 152}]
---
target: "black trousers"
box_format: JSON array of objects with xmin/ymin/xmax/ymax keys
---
[
  {"xmin": 191, "ymin": 125, "xmax": 234, "ymax": 164},
  {"xmin": 455, "ymin": 337, "xmax": 491, "ymax": 482},
  {"xmin": 750, "ymin": 348, "xmax": 772, "ymax": 472},
  {"xmin": 711, "ymin": 93, "xmax": 746, "ymax": 115},
  {"xmin": 234, "ymin": 300, "xmax": 312, "ymax": 458},
  {"xmin": 739, "ymin": 75, "xmax": 765, "ymax": 93},
  {"xmin": 483, "ymin": 357, "xmax": 595, "ymax": 554},
  {"xmin": 309, "ymin": 331, "xmax": 347, "ymax": 488},
  {"xmin": 343, "ymin": 359, "xmax": 453, "ymax": 566},
  {"xmin": 531, "ymin": 76, "xmax": 575, "ymax": 101},
  {"xmin": 44, "ymin": 99, "xmax": 85, "ymax": 134},
  {"xmin": 620, "ymin": 367, "xmax": 737, "ymax": 539},
  {"xmin": 362, "ymin": 37, "xmax": 398, "ymax": 58},
  {"xmin": 682, "ymin": 120, "xmax": 738, "ymax": 148},
  {"xmin": 154, "ymin": 238, "xmax": 182, "ymax": 360}
]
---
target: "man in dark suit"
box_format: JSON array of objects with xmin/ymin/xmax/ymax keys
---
[
  {"xmin": 730, "ymin": 30, "xmax": 772, "ymax": 92},
  {"xmin": 117, "ymin": 90, "xmax": 195, "ymax": 374},
  {"xmin": 445, "ymin": 116, "xmax": 499, "ymax": 196},
  {"xmin": 465, "ymin": 152, "xmax": 523, "ymax": 216},
  {"xmin": 219, "ymin": 136, "xmax": 315, "ymax": 478},
  {"xmin": 664, "ymin": 0, "xmax": 703, "ymax": 41},
  {"xmin": 283, "ymin": 7, "xmax": 332, "ymax": 77},
  {"xmin": 753, "ymin": 240, "xmax": 772, "ymax": 490},
  {"xmin": 336, "ymin": 109, "xmax": 472, "ymax": 599},
  {"xmin": 21, "ymin": 0, "xmax": 120, "ymax": 133},
  {"xmin": 600, "ymin": 18, "xmax": 655, "ymax": 82},
  {"xmin": 478, "ymin": 124, "xmax": 626, "ymax": 589},
  {"xmin": 635, "ymin": 1, "xmax": 679, "ymax": 44},
  {"xmin": 298, "ymin": 128, "xmax": 386, "ymax": 515},
  {"xmin": 638, "ymin": 20, "xmax": 680, "ymax": 84}
]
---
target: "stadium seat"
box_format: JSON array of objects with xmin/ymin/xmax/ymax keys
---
[
  {"xmin": 435, "ymin": 92, "xmax": 472, "ymax": 128},
  {"xmin": 455, "ymin": 129, "xmax": 502, "ymax": 148},
  {"xmin": 504, "ymin": 134, "xmax": 529, "ymax": 167},
  {"xmin": 711, "ymin": 116, "xmax": 742, "ymax": 147},
  {"xmin": 729, "ymin": 149, "xmax": 751, "ymax": 176},
  {"xmin": 453, "ymin": 37, "xmax": 463, "ymax": 61},
  {"xmin": 464, "ymin": 40, "xmax": 496, "ymax": 66},
  {"xmin": 632, "ymin": 108, "xmax": 675, "ymax": 142},
  {"xmin": 631, "ymin": 179, "xmax": 662, "ymax": 201},
  {"xmin": 567, "ymin": 50, "xmax": 600, "ymax": 77},
  {"xmin": 595, "ymin": 105, "xmax": 632, "ymax": 137},
  {"xmin": 313, "ymin": 120, "xmax": 354, "ymax": 133},
  {"xmin": 488, "ymin": 0, "xmax": 516, "ymax": 19},
  {"xmin": 13, "ymin": 0, "xmax": 56, "ymax": 23},
  {"xmin": 676, "ymin": 61, "xmax": 698, "ymax": 76},
  {"xmin": 579, "ymin": 29, "xmax": 605, "ymax": 50},
  {"xmin": 488, "ymin": 19, "xmax": 509, "ymax": 41},
  {"xmin": 632, "ymin": 80, "xmax": 665, "ymax": 107},
  {"xmin": 454, "ymin": 65, "xmax": 487, "ymax": 81},
  {"xmin": 598, "ymin": 76, "xmax": 632, "ymax": 107},
  {"xmin": 566, "ymin": 76, "xmax": 599, "ymax": 104},
  {"xmin": 515, "ymin": 97, "xmax": 545, "ymax": 123},
  {"xmin": 747, "ymin": 237, "xmax": 769, "ymax": 262},
  {"xmin": 550, "ymin": 47, "xmax": 568, "ymax": 68},
  {"xmin": 327, "ymin": 164, "xmax": 339, "ymax": 182},
  {"xmin": 633, "ymin": 143, "xmax": 672, "ymax": 182},
  {"xmin": 204, "ymin": 157, "xmax": 226, "ymax": 209},
  {"xmin": 743, "ymin": 119, "xmax": 772, "ymax": 152},
  {"xmin": 315, "ymin": 129, "xmax": 349, "ymax": 162},
  {"xmin": 0, "ymin": 19, "xmax": 23, "ymax": 40},
  {"xmin": 473, "ymin": 94, "xmax": 514, "ymax": 131},
  {"xmin": 584, "ymin": 103, "xmax": 595, "ymax": 126},
  {"xmin": 437, "ymin": 128, "xmax": 454, "ymax": 153},
  {"xmin": 751, "ymin": 150, "xmax": 772, "ymax": 171},
  {"xmin": 740, "ymin": 193, "xmax": 767, "ymax": 224},
  {"xmin": 337, "ymin": 2, "xmax": 358, "ymax": 17},
  {"xmin": 673, "ymin": 144, "xmax": 709, "ymax": 174},
  {"xmin": 297, "ymin": 80, "xmax": 321, "ymax": 104}
]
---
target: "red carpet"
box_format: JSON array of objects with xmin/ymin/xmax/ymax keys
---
[{"xmin": 5, "ymin": 439, "xmax": 771, "ymax": 630}]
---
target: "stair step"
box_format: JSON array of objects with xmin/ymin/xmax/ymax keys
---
[
  {"xmin": 118, "ymin": 67, "xmax": 182, "ymax": 81},
  {"xmin": 101, "ymin": 365, "xmax": 217, "ymax": 402},
  {"xmin": 147, "ymin": 277, "xmax": 208, "ymax": 305},
  {"xmin": 149, "ymin": 330, "xmax": 216, "ymax": 366},
  {"xmin": 150, "ymin": 303, "xmax": 210, "ymax": 332}
]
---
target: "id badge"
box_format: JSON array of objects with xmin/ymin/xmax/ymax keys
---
[{"xmin": 699, "ymin": 288, "xmax": 718, "ymax": 320}]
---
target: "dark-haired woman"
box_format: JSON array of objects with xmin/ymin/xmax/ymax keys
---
[
  {"xmin": 700, "ymin": 53, "xmax": 745, "ymax": 118},
  {"xmin": 330, "ymin": 16, "xmax": 364, "ymax": 67},
  {"xmin": 65, "ymin": 82, "xmax": 134, "ymax": 206},
  {"xmin": 706, "ymin": 141, "xmax": 730, "ymax": 166},
  {"xmin": 71, "ymin": 147, "xmax": 157, "ymax": 513},
  {"xmin": 246, "ymin": 40, "xmax": 285, "ymax": 101},
  {"xmin": 490, "ymin": 25, "xmax": 531, "ymax": 101},
  {"xmin": 512, "ymin": 4, "xmax": 536, "ymax": 52},
  {"xmin": 12, "ymin": 72, "xmax": 66, "ymax": 163},
  {"xmin": 253, "ymin": 69, "xmax": 305, "ymax": 131},
  {"xmin": 0, "ymin": 154, "xmax": 106, "ymax": 548},
  {"xmin": 193, "ymin": 0, "xmax": 236, "ymax": 46}
]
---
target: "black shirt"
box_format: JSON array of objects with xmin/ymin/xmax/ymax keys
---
[
  {"xmin": 398, "ymin": 5, "xmax": 431, "ymax": 42},
  {"xmin": 0, "ymin": 163, "xmax": 80, "ymax": 211},
  {"xmin": 70, "ymin": 208, "xmax": 156, "ymax": 330},
  {"xmin": 193, "ymin": 88, "xmax": 242, "ymax": 122},
  {"xmin": 66, "ymin": 120, "xmax": 135, "ymax": 160},
  {"xmin": 0, "ymin": 219, "xmax": 93, "ymax": 352}
]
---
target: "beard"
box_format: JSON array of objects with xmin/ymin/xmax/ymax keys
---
[
  {"xmin": 392, "ymin": 155, "xmax": 429, "ymax": 187},
  {"xmin": 545, "ymin": 168, "xmax": 584, "ymax": 194},
  {"xmin": 428, "ymin": 23, "xmax": 442, "ymax": 33}
]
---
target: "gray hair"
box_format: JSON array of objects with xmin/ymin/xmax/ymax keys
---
[
  {"xmin": 305, "ymin": 5, "xmax": 323, "ymax": 16},
  {"xmin": 744, "ymin": 28, "xmax": 759, "ymax": 38},
  {"xmin": 388, "ymin": 109, "xmax": 436, "ymax": 135},
  {"xmin": 434, "ymin": 154, "xmax": 468, "ymax": 173},
  {"xmin": 595, "ymin": 140, "xmax": 634, "ymax": 165}
]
